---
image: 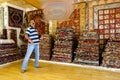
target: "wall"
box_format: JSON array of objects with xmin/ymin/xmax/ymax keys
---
[
  {"xmin": 49, "ymin": 20, "xmax": 57, "ymax": 36},
  {"xmin": 0, "ymin": 7, "xmax": 4, "ymax": 36}
]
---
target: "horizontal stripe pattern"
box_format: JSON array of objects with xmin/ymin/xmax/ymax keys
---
[{"xmin": 26, "ymin": 27, "xmax": 40, "ymax": 43}]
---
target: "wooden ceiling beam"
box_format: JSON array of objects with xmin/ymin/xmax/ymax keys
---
[
  {"xmin": 0, "ymin": 0, "xmax": 11, "ymax": 3},
  {"xmin": 24, "ymin": 0, "xmax": 41, "ymax": 9}
]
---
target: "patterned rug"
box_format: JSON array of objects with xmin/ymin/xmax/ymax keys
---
[{"xmin": 8, "ymin": 6, "xmax": 23, "ymax": 28}]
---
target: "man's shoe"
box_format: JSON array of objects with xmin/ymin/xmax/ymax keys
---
[
  {"xmin": 21, "ymin": 70, "xmax": 26, "ymax": 73},
  {"xmin": 35, "ymin": 66, "xmax": 41, "ymax": 68}
]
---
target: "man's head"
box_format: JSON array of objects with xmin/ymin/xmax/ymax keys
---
[{"xmin": 29, "ymin": 20, "xmax": 35, "ymax": 28}]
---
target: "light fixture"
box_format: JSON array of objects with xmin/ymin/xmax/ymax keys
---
[{"xmin": 42, "ymin": 0, "xmax": 73, "ymax": 20}]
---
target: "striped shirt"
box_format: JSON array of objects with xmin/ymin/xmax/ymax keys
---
[{"xmin": 26, "ymin": 26, "xmax": 40, "ymax": 43}]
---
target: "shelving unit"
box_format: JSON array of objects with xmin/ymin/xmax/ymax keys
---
[{"xmin": 52, "ymin": 27, "xmax": 74, "ymax": 63}]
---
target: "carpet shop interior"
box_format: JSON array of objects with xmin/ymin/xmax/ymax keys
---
[{"xmin": 0, "ymin": 0, "xmax": 120, "ymax": 80}]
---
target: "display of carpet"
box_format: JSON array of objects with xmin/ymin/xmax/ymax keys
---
[
  {"xmin": 52, "ymin": 27, "xmax": 74, "ymax": 63},
  {"xmin": 0, "ymin": 39, "xmax": 22, "ymax": 64},
  {"xmin": 74, "ymin": 32, "xmax": 99, "ymax": 66},
  {"xmin": 40, "ymin": 34, "xmax": 53, "ymax": 60},
  {"xmin": 102, "ymin": 39, "xmax": 120, "ymax": 68}
]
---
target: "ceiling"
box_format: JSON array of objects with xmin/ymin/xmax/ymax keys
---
[
  {"xmin": 0, "ymin": 0, "xmax": 95, "ymax": 9},
  {"xmin": 0, "ymin": 0, "xmax": 42, "ymax": 9},
  {"xmin": 0, "ymin": 0, "xmax": 55, "ymax": 9}
]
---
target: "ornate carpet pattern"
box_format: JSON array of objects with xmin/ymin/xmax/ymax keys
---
[
  {"xmin": 94, "ymin": 3, "xmax": 120, "ymax": 29},
  {"xmin": 57, "ymin": 3, "xmax": 86, "ymax": 38},
  {"xmin": 8, "ymin": 6, "xmax": 23, "ymax": 28},
  {"xmin": 27, "ymin": 9, "xmax": 47, "ymax": 35}
]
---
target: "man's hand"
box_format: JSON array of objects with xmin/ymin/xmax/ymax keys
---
[
  {"xmin": 25, "ymin": 34, "xmax": 34, "ymax": 44},
  {"xmin": 29, "ymin": 39, "xmax": 34, "ymax": 44}
]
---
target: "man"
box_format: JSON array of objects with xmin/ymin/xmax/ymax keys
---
[{"xmin": 21, "ymin": 20, "xmax": 40, "ymax": 73}]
